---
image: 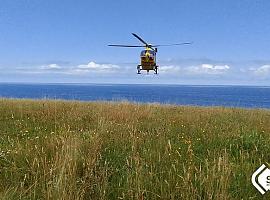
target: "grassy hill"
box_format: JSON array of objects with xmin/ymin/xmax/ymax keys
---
[{"xmin": 0, "ymin": 98, "xmax": 269, "ymax": 199}]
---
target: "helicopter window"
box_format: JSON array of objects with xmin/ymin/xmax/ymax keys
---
[
  {"xmin": 140, "ymin": 50, "xmax": 155, "ymax": 56},
  {"xmin": 140, "ymin": 50, "xmax": 146, "ymax": 56},
  {"xmin": 149, "ymin": 50, "xmax": 155, "ymax": 55}
]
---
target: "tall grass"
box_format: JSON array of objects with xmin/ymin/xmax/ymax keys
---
[{"xmin": 0, "ymin": 98, "xmax": 269, "ymax": 199}]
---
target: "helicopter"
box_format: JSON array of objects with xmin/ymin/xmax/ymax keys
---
[{"xmin": 108, "ymin": 33, "xmax": 191, "ymax": 74}]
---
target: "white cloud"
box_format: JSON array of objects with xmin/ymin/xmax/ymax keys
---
[
  {"xmin": 4, "ymin": 59, "xmax": 270, "ymax": 85},
  {"xmin": 68, "ymin": 61, "xmax": 120, "ymax": 75},
  {"xmin": 41, "ymin": 64, "xmax": 62, "ymax": 70},
  {"xmin": 38, "ymin": 61, "xmax": 122, "ymax": 75},
  {"xmin": 185, "ymin": 64, "xmax": 230, "ymax": 75},
  {"xmin": 77, "ymin": 61, "xmax": 120, "ymax": 71},
  {"xmin": 252, "ymin": 65, "xmax": 270, "ymax": 76},
  {"xmin": 159, "ymin": 65, "xmax": 181, "ymax": 73}
]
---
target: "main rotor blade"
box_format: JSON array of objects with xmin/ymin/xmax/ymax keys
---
[
  {"xmin": 152, "ymin": 42, "xmax": 192, "ymax": 47},
  {"xmin": 108, "ymin": 44, "xmax": 145, "ymax": 48},
  {"xmin": 132, "ymin": 33, "xmax": 149, "ymax": 46}
]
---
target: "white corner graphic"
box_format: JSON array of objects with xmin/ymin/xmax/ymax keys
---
[{"xmin": 252, "ymin": 164, "xmax": 270, "ymax": 195}]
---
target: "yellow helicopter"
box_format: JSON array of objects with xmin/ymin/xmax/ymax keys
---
[{"xmin": 108, "ymin": 33, "xmax": 191, "ymax": 74}]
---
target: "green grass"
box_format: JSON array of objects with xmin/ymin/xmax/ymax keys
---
[{"xmin": 0, "ymin": 98, "xmax": 269, "ymax": 199}]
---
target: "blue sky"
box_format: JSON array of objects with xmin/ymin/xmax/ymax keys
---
[{"xmin": 1, "ymin": 0, "xmax": 270, "ymax": 85}]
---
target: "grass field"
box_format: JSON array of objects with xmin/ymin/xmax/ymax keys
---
[{"xmin": 0, "ymin": 98, "xmax": 269, "ymax": 199}]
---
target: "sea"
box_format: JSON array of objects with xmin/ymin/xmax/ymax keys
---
[{"xmin": 0, "ymin": 83, "xmax": 270, "ymax": 109}]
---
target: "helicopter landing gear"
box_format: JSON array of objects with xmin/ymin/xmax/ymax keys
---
[
  {"xmin": 137, "ymin": 65, "xmax": 141, "ymax": 74},
  {"xmin": 137, "ymin": 65, "xmax": 158, "ymax": 74},
  {"xmin": 154, "ymin": 65, "xmax": 158, "ymax": 74}
]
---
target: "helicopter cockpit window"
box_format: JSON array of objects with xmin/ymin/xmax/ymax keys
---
[
  {"xmin": 140, "ymin": 50, "xmax": 155, "ymax": 56},
  {"xmin": 140, "ymin": 50, "xmax": 146, "ymax": 56},
  {"xmin": 149, "ymin": 50, "xmax": 155, "ymax": 55}
]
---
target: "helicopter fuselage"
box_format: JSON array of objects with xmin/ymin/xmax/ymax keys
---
[{"xmin": 137, "ymin": 48, "xmax": 158, "ymax": 74}]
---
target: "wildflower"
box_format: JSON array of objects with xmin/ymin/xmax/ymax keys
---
[
  {"xmin": 185, "ymin": 139, "xmax": 192, "ymax": 144},
  {"xmin": 0, "ymin": 151, "xmax": 5, "ymax": 157}
]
